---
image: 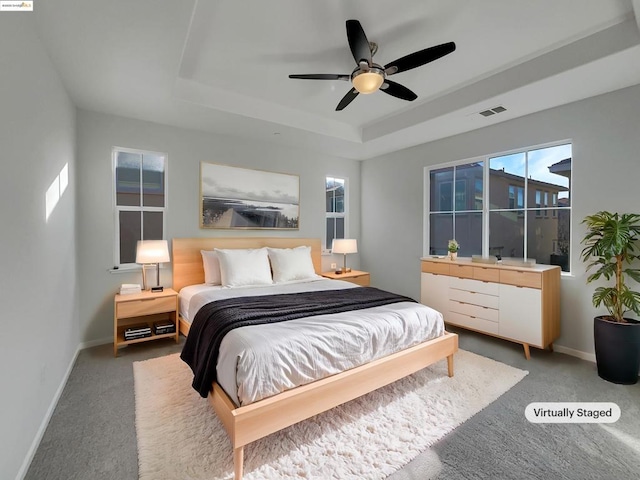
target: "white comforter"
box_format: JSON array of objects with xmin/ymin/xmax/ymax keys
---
[{"xmin": 180, "ymin": 278, "xmax": 444, "ymax": 406}]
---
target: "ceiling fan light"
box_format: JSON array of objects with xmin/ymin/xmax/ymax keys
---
[{"xmin": 352, "ymin": 71, "xmax": 384, "ymax": 94}]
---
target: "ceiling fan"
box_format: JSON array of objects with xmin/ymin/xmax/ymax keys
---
[{"xmin": 289, "ymin": 19, "xmax": 456, "ymax": 111}]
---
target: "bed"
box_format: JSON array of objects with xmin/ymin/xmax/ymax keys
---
[{"xmin": 172, "ymin": 237, "xmax": 458, "ymax": 479}]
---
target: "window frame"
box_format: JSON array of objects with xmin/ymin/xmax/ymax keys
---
[
  {"xmin": 424, "ymin": 140, "xmax": 572, "ymax": 272},
  {"xmin": 112, "ymin": 146, "xmax": 168, "ymax": 270},
  {"xmin": 324, "ymin": 175, "xmax": 349, "ymax": 252}
]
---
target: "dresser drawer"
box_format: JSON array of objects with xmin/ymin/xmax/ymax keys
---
[
  {"xmin": 421, "ymin": 261, "xmax": 450, "ymax": 275},
  {"xmin": 117, "ymin": 296, "xmax": 176, "ymax": 319},
  {"xmin": 449, "ymin": 276, "xmax": 500, "ymax": 296},
  {"xmin": 473, "ymin": 266, "xmax": 500, "ymax": 282},
  {"xmin": 449, "ymin": 263, "xmax": 474, "ymax": 279},
  {"xmin": 500, "ymin": 270, "xmax": 542, "ymax": 289},
  {"xmin": 446, "ymin": 311, "xmax": 500, "ymax": 335},
  {"xmin": 449, "ymin": 288, "xmax": 499, "ymax": 309},
  {"xmin": 449, "ymin": 300, "xmax": 499, "ymax": 322}
]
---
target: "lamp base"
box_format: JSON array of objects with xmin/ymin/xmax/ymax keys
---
[{"xmin": 340, "ymin": 267, "xmax": 352, "ymax": 273}]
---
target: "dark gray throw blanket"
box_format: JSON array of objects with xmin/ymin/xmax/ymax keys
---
[{"xmin": 180, "ymin": 287, "xmax": 417, "ymax": 398}]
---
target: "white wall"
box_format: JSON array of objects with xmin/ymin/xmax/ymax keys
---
[
  {"xmin": 0, "ymin": 15, "xmax": 78, "ymax": 480},
  {"xmin": 76, "ymin": 110, "xmax": 361, "ymax": 343},
  {"xmin": 361, "ymin": 83, "xmax": 640, "ymax": 357}
]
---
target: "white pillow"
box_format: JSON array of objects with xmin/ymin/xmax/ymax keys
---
[
  {"xmin": 267, "ymin": 246, "xmax": 318, "ymax": 283},
  {"xmin": 214, "ymin": 247, "xmax": 273, "ymax": 287},
  {"xmin": 200, "ymin": 250, "xmax": 222, "ymax": 285}
]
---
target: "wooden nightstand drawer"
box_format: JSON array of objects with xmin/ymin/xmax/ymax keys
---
[
  {"xmin": 117, "ymin": 296, "xmax": 176, "ymax": 319},
  {"xmin": 346, "ymin": 274, "xmax": 370, "ymax": 286},
  {"xmin": 321, "ymin": 270, "xmax": 370, "ymax": 286}
]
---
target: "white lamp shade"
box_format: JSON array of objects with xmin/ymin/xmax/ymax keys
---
[
  {"xmin": 136, "ymin": 240, "xmax": 170, "ymax": 264},
  {"xmin": 332, "ymin": 238, "xmax": 358, "ymax": 254}
]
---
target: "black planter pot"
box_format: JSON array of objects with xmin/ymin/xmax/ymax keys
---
[{"xmin": 594, "ymin": 316, "xmax": 640, "ymax": 385}]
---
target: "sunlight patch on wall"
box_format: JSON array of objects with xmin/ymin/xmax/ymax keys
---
[{"xmin": 45, "ymin": 163, "xmax": 69, "ymax": 221}]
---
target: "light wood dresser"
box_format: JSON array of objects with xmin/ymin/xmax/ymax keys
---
[{"xmin": 420, "ymin": 257, "xmax": 560, "ymax": 359}]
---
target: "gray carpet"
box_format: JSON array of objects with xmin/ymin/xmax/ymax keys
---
[{"xmin": 26, "ymin": 329, "xmax": 640, "ymax": 480}]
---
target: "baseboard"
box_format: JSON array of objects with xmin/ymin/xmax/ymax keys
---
[
  {"xmin": 553, "ymin": 344, "xmax": 596, "ymax": 363},
  {"xmin": 553, "ymin": 344, "xmax": 640, "ymax": 377},
  {"xmin": 15, "ymin": 344, "xmax": 81, "ymax": 480},
  {"xmin": 79, "ymin": 336, "xmax": 113, "ymax": 350}
]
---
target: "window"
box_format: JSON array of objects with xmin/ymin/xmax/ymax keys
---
[
  {"xmin": 325, "ymin": 176, "xmax": 347, "ymax": 250},
  {"xmin": 426, "ymin": 142, "xmax": 572, "ymax": 271},
  {"xmin": 428, "ymin": 162, "xmax": 483, "ymax": 256},
  {"xmin": 113, "ymin": 147, "xmax": 167, "ymax": 267}
]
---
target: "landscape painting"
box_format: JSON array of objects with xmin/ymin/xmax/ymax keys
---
[{"xmin": 200, "ymin": 162, "xmax": 299, "ymax": 229}]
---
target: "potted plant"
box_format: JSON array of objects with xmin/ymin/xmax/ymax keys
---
[
  {"xmin": 581, "ymin": 211, "xmax": 640, "ymax": 384},
  {"xmin": 448, "ymin": 239, "xmax": 460, "ymax": 261}
]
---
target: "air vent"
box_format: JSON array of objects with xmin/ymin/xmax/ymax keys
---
[{"xmin": 479, "ymin": 105, "xmax": 507, "ymax": 118}]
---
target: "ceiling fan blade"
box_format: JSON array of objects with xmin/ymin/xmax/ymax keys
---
[
  {"xmin": 346, "ymin": 19, "xmax": 372, "ymax": 66},
  {"xmin": 380, "ymin": 80, "xmax": 418, "ymax": 101},
  {"xmin": 385, "ymin": 42, "xmax": 456, "ymax": 75},
  {"xmin": 289, "ymin": 74, "xmax": 350, "ymax": 81},
  {"xmin": 336, "ymin": 88, "xmax": 359, "ymax": 111}
]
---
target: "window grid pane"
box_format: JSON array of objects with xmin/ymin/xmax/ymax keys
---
[
  {"xmin": 142, "ymin": 154, "xmax": 165, "ymax": 207},
  {"xmin": 119, "ymin": 210, "xmax": 141, "ymax": 264},
  {"xmin": 116, "ymin": 152, "xmax": 141, "ymax": 207}
]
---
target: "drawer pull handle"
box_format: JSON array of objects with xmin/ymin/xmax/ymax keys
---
[{"xmin": 470, "ymin": 315, "xmax": 476, "ymax": 319}]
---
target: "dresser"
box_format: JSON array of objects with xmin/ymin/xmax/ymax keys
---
[{"xmin": 420, "ymin": 258, "xmax": 560, "ymax": 359}]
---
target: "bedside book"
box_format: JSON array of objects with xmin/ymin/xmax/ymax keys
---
[{"xmin": 120, "ymin": 283, "xmax": 142, "ymax": 295}]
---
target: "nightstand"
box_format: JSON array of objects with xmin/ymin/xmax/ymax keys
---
[
  {"xmin": 113, "ymin": 288, "xmax": 179, "ymax": 357},
  {"xmin": 321, "ymin": 270, "xmax": 370, "ymax": 286}
]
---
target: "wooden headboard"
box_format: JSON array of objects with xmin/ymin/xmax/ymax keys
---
[{"xmin": 171, "ymin": 237, "xmax": 322, "ymax": 292}]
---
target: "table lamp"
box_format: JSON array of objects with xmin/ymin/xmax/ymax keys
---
[
  {"xmin": 136, "ymin": 240, "xmax": 170, "ymax": 291},
  {"xmin": 332, "ymin": 238, "xmax": 357, "ymax": 273}
]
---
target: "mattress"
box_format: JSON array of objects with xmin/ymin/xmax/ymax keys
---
[{"xmin": 180, "ymin": 279, "xmax": 444, "ymax": 406}]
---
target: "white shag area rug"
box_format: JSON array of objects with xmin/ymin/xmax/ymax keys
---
[{"xmin": 134, "ymin": 350, "xmax": 527, "ymax": 480}]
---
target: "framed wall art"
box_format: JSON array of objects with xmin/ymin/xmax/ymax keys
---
[{"xmin": 200, "ymin": 162, "xmax": 300, "ymax": 229}]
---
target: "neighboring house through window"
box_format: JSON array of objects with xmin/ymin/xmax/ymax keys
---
[
  {"xmin": 113, "ymin": 147, "xmax": 167, "ymax": 268},
  {"xmin": 426, "ymin": 142, "xmax": 572, "ymax": 271},
  {"xmin": 325, "ymin": 176, "xmax": 347, "ymax": 251}
]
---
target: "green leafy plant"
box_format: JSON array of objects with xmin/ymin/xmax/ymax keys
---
[
  {"xmin": 581, "ymin": 211, "xmax": 640, "ymax": 322},
  {"xmin": 448, "ymin": 239, "xmax": 460, "ymax": 253}
]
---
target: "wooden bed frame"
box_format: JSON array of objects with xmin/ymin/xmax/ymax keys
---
[{"xmin": 172, "ymin": 237, "xmax": 459, "ymax": 479}]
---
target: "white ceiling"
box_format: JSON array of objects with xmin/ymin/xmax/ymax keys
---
[{"xmin": 35, "ymin": 0, "xmax": 640, "ymax": 160}]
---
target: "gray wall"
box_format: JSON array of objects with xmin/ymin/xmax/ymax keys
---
[
  {"xmin": 0, "ymin": 16, "xmax": 78, "ymax": 480},
  {"xmin": 76, "ymin": 110, "xmax": 361, "ymax": 344},
  {"xmin": 361, "ymin": 83, "xmax": 640, "ymax": 357}
]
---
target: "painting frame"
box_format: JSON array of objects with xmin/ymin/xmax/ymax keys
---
[{"xmin": 199, "ymin": 162, "xmax": 300, "ymax": 230}]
